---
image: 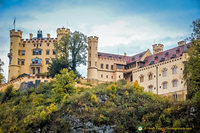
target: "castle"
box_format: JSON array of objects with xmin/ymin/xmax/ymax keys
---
[
  {"xmin": 5, "ymin": 27, "xmax": 189, "ymax": 101},
  {"xmin": 8, "ymin": 28, "xmax": 70, "ymax": 81},
  {"xmin": 87, "ymin": 36, "xmax": 189, "ymax": 101}
]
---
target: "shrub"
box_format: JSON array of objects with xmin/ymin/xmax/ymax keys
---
[{"xmin": 91, "ymin": 94, "xmax": 98, "ymax": 104}]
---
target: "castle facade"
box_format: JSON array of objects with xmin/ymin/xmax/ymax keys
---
[
  {"xmin": 87, "ymin": 36, "xmax": 189, "ymax": 101},
  {"xmin": 8, "ymin": 28, "xmax": 70, "ymax": 81}
]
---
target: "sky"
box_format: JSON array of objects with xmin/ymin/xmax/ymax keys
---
[{"xmin": 0, "ymin": 0, "xmax": 199, "ymax": 81}]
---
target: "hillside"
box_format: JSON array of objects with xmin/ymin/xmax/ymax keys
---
[{"xmin": 0, "ymin": 69, "xmax": 199, "ymax": 133}]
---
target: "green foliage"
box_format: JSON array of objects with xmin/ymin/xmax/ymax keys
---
[
  {"xmin": 48, "ymin": 57, "xmax": 69, "ymax": 77},
  {"xmin": 69, "ymin": 31, "xmax": 87, "ymax": 76},
  {"xmin": 184, "ymin": 18, "xmax": 200, "ymax": 99},
  {"xmin": 0, "ymin": 69, "xmax": 199, "ymax": 132},
  {"xmin": 52, "ymin": 68, "xmax": 75, "ymax": 103},
  {"xmin": 48, "ymin": 31, "xmax": 87, "ymax": 78},
  {"xmin": 0, "ymin": 85, "xmax": 14, "ymax": 103}
]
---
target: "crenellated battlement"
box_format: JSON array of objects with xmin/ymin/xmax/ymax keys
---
[
  {"xmin": 57, "ymin": 27, "xmax": 70, "ymax": 36},
  {"xmin": 10, "ymin": 29, "xmax": 22, "ymax": 38},
  {"xmin": 88, "ymin": 36, "xmax": 98, "ymax": 43}
]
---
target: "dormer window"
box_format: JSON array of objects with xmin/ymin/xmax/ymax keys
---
[
  {"xmin": 165, "ymin": 52, "xmax": 168, "ymax": 57},
  {"xmin": 176, "ymin": 48, "xmax": 180, "ymax": 54},
  {"xmin": 155, "ymin": 55, "xmax": 158, "ymax": 60}
]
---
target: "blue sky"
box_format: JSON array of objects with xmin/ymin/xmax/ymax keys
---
[{"xmin": 0, "ymin": 0, "xmax": 199, "ymax": 80}]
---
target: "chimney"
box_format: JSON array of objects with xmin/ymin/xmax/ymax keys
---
[
  {"xmin": 178, "ymin": 41, "xmax": 184, "ymax": 46},
  {"xmin": 47, "ymin": 34, "xmax": 50, "ymax": 39},
  {"xmin": 124, "ymin": 52, "xmax": 127, "ymax": 56},
  {"xmin": 30, "ymin": 33, "xmax": 33, "ymax": 39},
  {"xmin": 152, "ymin": 44, "xmax": 164, "ymax": 54}
]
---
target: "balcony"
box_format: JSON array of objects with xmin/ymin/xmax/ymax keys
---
[
  {"xmin": 7, "ymin": 53, "xmax": 12, "ymax": 58},
  {"xmin": 30, "ymin": 63, "xmax": 41, "ymax": 67}
]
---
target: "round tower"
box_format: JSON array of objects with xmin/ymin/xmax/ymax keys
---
[
  {"xmin": 8, "ymin": 29, "xmax": 22, "ymax": 81},
  {"xmin": 87, "ymin": 36, "xmax": 98, "ymax": 81},
  {"xmin": 56, "ymin": 27, "xmax": 70, "ymax": 41}
]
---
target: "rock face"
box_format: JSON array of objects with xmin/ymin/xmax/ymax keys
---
[
  {"xmin": 64, "ymin": 115, "xmax": 116, "ymax": 133},
  {"xmin": 19, "ymin": 80, "xmax": 40, "ymax": 92}
]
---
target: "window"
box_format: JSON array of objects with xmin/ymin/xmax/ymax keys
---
[
  {"xmin": 53, "ymin": 50, "xmax": 56, "ymax": 55},
  {"xmin": 32, "ymin": 58, "xmax": 41, "ymax": 64},
  {"xmin": 148, "ymin": 73, "xmax": 153, "ymax": 80},
  {"xmin": 37, "ymin": 67, "xmax": 40, "ymax": 74},
  {"xmin": 172, "ymin": 80, "xmax": 178, "ymax": 87},
  {"xmin": 21, "ymin": 59, "xmax": 25, "ymax": 65},
  {"xmin": 89, "ymin": 61, "xmax": 91, "ymax": 67},
  {"xmin": 101, "ymin": 74, "xmax": 103, "ymax": 78},
  {"xmin": 32, "ymin": 68, "xmax": 35, "ymax": 74},
  {"xmin": 47, "ymin": 43, "xmax": 50, "ymax": 46},
  {"xmin": 148, "ymin": 85, "xmax": 153, "ymax": 92},
  {"xmin": 33, "ymin": 49, "xmax": 42, "ymax": 55},
  {"xmin": 18, "ymin": 50, "xmax": 20, "ymax": 55},
  {"xmin": 101, "ymin": 64, "xmax": 103, "ymax": 69},
  {"xmin": 111, "ymin": 65, "xmax": 113, "ymax": 70},
  {"xmin": 22, "ymin": 51, "xmax": 25, "ymax": 56},
  {"xmin": 162, "ymin": 68, "xmax": 167, "ymax": 77},
  {"xmin": 34, "ymin": 44, "xmax": 36, "ymax": 47},
  {"xmin": 46, "ymin": 50, "xmax": 50, "ymax": 55},
  {"xmin": 111, "ymin": 76, "xmax": 113, "ymax": 79},
  {"xmin": 23, "ymin": 44, "xmax": 25, "ymax": 47},
  {"xmin": 119, "ymin": 75, "xmax": 121, "ymax": 79},
  {"xmin": 106, "ymin": 64, "xmax": 109, "ymax": 69},
  {"xmin": 173, "ymin": 94, "xmax": 178, "ymax": 100},
  {"xmin": 18, "ymin": 59, "xmax": 20, "ymax": 65},
  {"xmin": 46, "ymin": 58, "xmax": 49, "ymax": 64},
  {"xmin": 172, "ymin": 66, "xmax": 177, "ymax": 74},
  {"xmin": 106, "ymin": 75, "xmax": 108, "ymax": 78},
  {"xmin": 163, "ymin": 82, "xmax": 168, "ymax": 89},
  {"xmin": 11, "ymin": 42, "xmax": 13, "ymax": 46},
  {"xmin": 140, "ymin": 75, "xmax": 144, "ymax": 83}
]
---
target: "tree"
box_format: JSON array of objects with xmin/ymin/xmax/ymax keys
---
[
  {"xmin": 0, "ymin": 59, "xmax": 4, "ymax": 84},
  {"xmin": 48, "ymin": 31, "xmax": 87, "ymax": 77},
  {"xmin": 184, "ymin": 18, "xmax": 200, "ymax": 99},
  {"xmin": 69, "ymin": 31, "xmax": 87, "ymax": 76}
]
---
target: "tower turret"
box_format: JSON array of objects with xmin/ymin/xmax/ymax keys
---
[
  {"xmin": 8, "ymin": 29, "xmax": 22, "ymax": 81},
  {"xmin": 152, "ymin": 44, "xmax": 164, "ymax": 54},
  {"xmin": 56, "ymin": 27, "xmax": 70, "ymax": 41},
  {"xmin": 87, "ymin": 36, "xmax": 98, "ymax": 81}
]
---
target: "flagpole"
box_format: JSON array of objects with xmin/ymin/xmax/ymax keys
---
[{"xmin": 13, "ymin": 17, "xmax": 16, "ymax": 30}]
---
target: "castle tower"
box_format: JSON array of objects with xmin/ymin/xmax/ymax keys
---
[
  {"xmin": 8, "ymin": 29, "xmax": 22, "ymax": 81},
  {"xmin": 87, "ymin": 36, "xmax": 98, "ymax": 81},
  {"xmin": 152, "ymin": 44, "xmax": 164, "ymax": 54},
  {"xmin": 56, "ymin": 27, "xmax": 70, "ymax": 41}
]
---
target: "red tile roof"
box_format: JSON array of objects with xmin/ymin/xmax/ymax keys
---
[
  {"xmin": 143, "ymin": 43, "xmax": 190, "ymax": 67},
  {"xmin": 98, "ymin": 50, "xmax": 147, "ymax": 63}
]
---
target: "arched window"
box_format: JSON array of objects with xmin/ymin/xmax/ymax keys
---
[
  {"xmin": 172, "ymin": 66, "xmax": 177, "ymax": 74},
  {"xmin": 148, "ymin": 85, "xmax": 153, "ymax": 92},
  {"xmin": 140, "ymin": 75, "xmax": 144, "ymax": 83},
  {"xmin": 32, "ymin": 58, "xmax": 41, "ymax": 64},
  {"xmin": 148, "ymin": 72, "xmax": 153, "ymax": 80},
  {"xmin": 172, "ymin": 79, "xmax": 178, "ymax": 87},
  {"xmin": 163, "ymin": 81, "xmax": 168, "ymax": 89},
  {"xmin": 162, "ymin": 68, "xmax": 167, "ymax": 77}
]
